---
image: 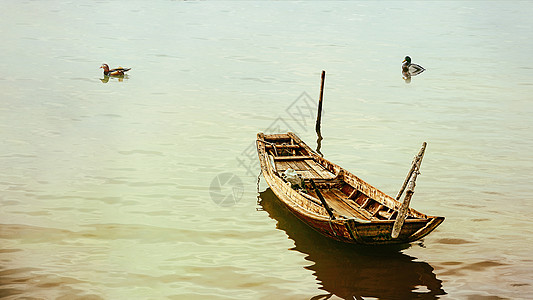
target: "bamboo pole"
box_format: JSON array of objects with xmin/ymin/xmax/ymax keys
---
[
  {"xmin": 395, "ymin": 142, "xmax": 427, "ymax": 201},
  {"xmin": 391, "ymin": 143, "xmax": 426, "ymax": 238},
  {"xmin": 391, "ymin": 170, "xmax": 419, "ymax": 238},
  {"xmin": 315, "ymin": 70, "xmax": 325, "ymax": 133}
]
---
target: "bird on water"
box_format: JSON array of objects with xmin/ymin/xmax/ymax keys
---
[
  {"xmin": 100, "ymin": 64, "xmax": 131, "ymax": 76},
  {"xmin": 402, "ymin": 56, "xmax": 425, "ymax": 75}
]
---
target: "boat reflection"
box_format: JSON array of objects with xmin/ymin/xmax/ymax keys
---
[
  {"xmin": 315, "ymin": 128, "xmax": 324, "ymax": 157},
  {"xmin": 258, "ymin": 188, "xmax": 446, "ymax": 300}
]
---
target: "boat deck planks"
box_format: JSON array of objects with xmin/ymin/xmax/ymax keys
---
[
  {"xmin": 274, "ymin": 157, "xmax": 335, "ymax": 180},
  {"xmin": 315, "ymin": 189, "xmax": 367, "ymax": 220},
  {"xmin": 328, "ymin": 188, "xmax": 372, "ymax": 219}
]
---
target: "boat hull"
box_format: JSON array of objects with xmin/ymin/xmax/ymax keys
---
[
  {"xmin": 263, "ymin": 168, "xmax": 443, "ymax": 245},
  {"xmin": 257, "ymin": 132, "xmax": 444, "ymax": 245}
]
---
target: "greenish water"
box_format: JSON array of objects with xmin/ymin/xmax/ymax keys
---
[{"xmin": 1, "ymin": 1, "xmax": 532, "ymax": 299}]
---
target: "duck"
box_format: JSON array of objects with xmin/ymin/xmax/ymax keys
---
[
  {"xmin": 100, "ymin": 63, "xmax": 131, "ymax": 76},
  {"xmin": 402, "ymin": 56, "xmax": 425, "ymax": 75}
]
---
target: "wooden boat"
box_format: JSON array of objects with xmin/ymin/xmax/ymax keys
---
[{"xmin": 256, "ymin": 132, "xmax": 444, "ymax": 245}]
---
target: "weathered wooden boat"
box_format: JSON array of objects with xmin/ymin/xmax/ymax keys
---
[{"xmin": 256, "ymin": 132, "xmax": 444, "ymax": 245}]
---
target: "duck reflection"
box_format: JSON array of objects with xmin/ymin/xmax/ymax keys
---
[
  {"xmin": 100, "ymin": 74, "xmax": 128, "ymax": 83},
  {"xmin": 402, "ymin": 71, "xmax": 412, "ymax": 83},
  {"xmin": 258, "ymin": 189, "xmax": 446, "ymax": 300}
]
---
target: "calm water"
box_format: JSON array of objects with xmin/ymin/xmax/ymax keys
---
[{"xmin": 1, "ymin": 1, "xmax": 533, "ymax": 299}]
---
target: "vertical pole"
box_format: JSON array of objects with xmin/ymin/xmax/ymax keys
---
[{"xmin": 315, "ymin": 70, "xmax": 325, "ymax": 133}]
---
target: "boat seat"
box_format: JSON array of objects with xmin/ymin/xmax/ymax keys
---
[{"xmin": 273, "ymin": 156, "xmax": 313, "ymax": 161}]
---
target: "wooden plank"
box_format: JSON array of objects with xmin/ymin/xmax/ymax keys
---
[
  {"xmin": 298, "ymin": 190, "xmax": 323, "ymax": 206},
  {"xmin": 329, "ymin": 189, "xmax": 373, "ymax": 220},
  {"xmin": 284, "ymin": 160, "xmax": 300, "ymax": 170},
  {"xmin": 292, "ymin": 160, "xmax": 308, "ymax": 170},
  {"xmin": 315, "ymin": 161, "xmax": 336, "ymax": 179},
  {"xmin": 301, "ymin": 162, "xmax": 322, "ymax": 179},
  {"xmin": 340, "ymin": 184, "xmax": 355, "ymax": 196},
  {"xmin": 323, "ymin": 192, "xmax": 355, "ymax": 217},
  {"xmin": 297, "ymin": 170, "xmax": 315, "ymax": 179},
  {"xmin": 264, "ymin": 134, "xmax": 291, "ymax": 140},
  {"xmin": 320, "ymin": 189, "xmax": 369, "ymax": 220},
  {"xmin": 276, "ymin": 160, "xmax": 314, "ymax": 179},
  {"xmin": 286, "ymin": 160, "xmax": 301, "ymax": 171},
  {"xmin": 378, "ymin": 210, "xmax": 393, "ymax": 219},
  {"xmin": 290, "ymin": 137, "xmax": 296, "ymax": 155},
  {"xmin": 348, "ymin": 189, "xmax": 360, "ymax": 199},
  {"xmin": 266, "ymin": 144, "xmax": 300, "ymax": 149},
  {"xmin": 275, "ymin": 161, "xmax": 290, "ymax": 171},
  {"xmin": 304, "ymin": 159, "xmax": 335, "ymax": 179},
  {"xmin": 354, "ymin": 193, "xmax": 368, "ymax": 206},
  {"xmin": 273, "ymin": 156, "xmax": 313, "ymax": 161},
  {"xmin": 329, "ymin": 188, "xmax": 349, "ymax": 200}
]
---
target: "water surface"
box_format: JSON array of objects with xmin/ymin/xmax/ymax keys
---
[{"xmin": 1, "ymin": 1, "xmax": 533, "ymax": 299}]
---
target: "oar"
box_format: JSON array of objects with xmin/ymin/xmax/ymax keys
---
[
  {"xmin": 309, "ymin": 179, "xmax": 335, "ymax": 220},
  {"xmin": 392, "ymin": 142, "xmax": 426, "ymax": 239}
]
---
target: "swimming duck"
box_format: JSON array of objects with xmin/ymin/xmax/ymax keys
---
[
  {"xmin": 100, "ymin": 64, "xmax": 131, "ymax": 76},
  {"xmin": 402, "ymin": 56, "xmax": 425, "ymax": 75}
]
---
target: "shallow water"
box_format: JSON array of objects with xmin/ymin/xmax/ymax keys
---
[{"xmin": 1, "ymin": 1, "xmax": 533, "ymax": 299}]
